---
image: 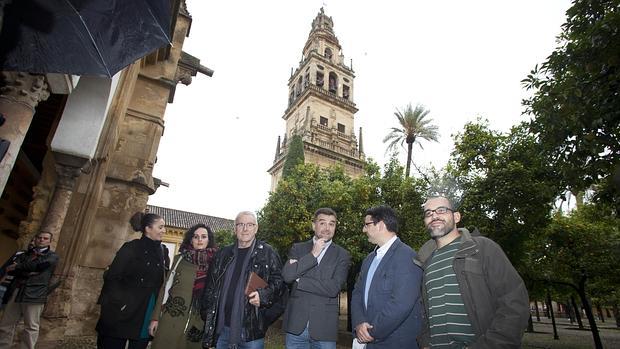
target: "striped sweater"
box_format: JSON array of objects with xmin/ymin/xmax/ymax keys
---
[{"xmin": 424, "ymin": 237, "xmax": 474, "ymax": 348}]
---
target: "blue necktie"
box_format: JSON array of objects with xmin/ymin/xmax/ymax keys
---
[{"xmin": 364, "ymin": 255, "xmax": 381, "ymax": 308}]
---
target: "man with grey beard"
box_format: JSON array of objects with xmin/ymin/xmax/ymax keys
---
[{"xmin": 415, "ymin": 195, "xmax": 529, "ymax": 349}]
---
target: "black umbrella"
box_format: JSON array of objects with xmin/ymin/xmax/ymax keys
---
[{"xmin": 0, "ymin": 0, "xmax": 171, "ymax": 77}]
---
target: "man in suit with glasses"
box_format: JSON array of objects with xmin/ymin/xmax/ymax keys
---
[{"xmin": 351, "ymin": 205, "xmax": 423, "ymax": 348}]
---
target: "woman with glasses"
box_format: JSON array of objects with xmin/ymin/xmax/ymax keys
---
[{"xmin": 149, "ymin": 224, "xmax": 218, "ymax": 349}]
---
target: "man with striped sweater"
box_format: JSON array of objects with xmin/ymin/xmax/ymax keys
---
[{"xmin": 416, "ymin": 195, "xmax": 529, "ymax": 349}]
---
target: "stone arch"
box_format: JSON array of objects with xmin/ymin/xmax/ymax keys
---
[
  {"xmin": 296, "ymin": 77, "xmax": 302, "ymax": 96},
  {"xmin": 328, "ymin": 72, "xmax": 338, "ymax": 94},
  {"xmin": 324, "ymin": 47, "xmax": 333, "ymax": 60}
]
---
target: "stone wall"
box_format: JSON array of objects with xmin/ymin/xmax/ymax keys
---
[{"xmin": 34, "ymin": 4, "xmax": 195, "ymax": 347}]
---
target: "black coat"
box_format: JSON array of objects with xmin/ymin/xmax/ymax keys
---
[
  {"xmin": 200, "ymin": 240, "xmax": 286, "ymax": 347},
  {"xmin": 96, "ymin": 236, "xmax": 169, "ymax": 340},
  {"xmin": 1, "ymin": 247, "xmax": 59, "ymax": 303}
]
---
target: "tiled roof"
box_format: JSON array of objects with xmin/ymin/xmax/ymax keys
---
[{"xmin": 146, "ymin": 205, "xmax": 234, "ymax": 232}]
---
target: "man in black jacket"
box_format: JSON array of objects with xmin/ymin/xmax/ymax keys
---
[
  {"xmin": 201, "ymin": 211, "xmax": 285, "ymax": 349},
  {"xmin": 416, "ymin": 195, "xmax": 529, "ymax": 349},
  {"xmin": 0, "ymin": 231, "xmax": 59, "ymax": 349}
]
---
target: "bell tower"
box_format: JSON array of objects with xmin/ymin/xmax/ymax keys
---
[{"xmin": 268, "ymin": 8, "xmax": 365, "ymax": 190}]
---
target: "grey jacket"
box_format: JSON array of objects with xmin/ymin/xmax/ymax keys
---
[
  {"xmin": 282, "ymin": 240, "xmax": 351, "ymax": 341},
  {"xmin": 415, "ymin": 228, "xmax": 529, "ymax": 349}
]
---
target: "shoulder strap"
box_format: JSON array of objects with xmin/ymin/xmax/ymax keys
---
[
  {"xmin": 160, "ymin": 244, "xmax": 170, "ymax": 270},
  {"xmin": 171, "ymin": 254, "xmax": 183, "ymax": 272},
  {"xmin": 162, "ymin": 255, "xmax": 183, "ymax": 305}
]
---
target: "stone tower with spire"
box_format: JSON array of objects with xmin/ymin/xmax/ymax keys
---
[{"xmin": 268, "ymin": 8, "xmax": 365, "ymax": 190}]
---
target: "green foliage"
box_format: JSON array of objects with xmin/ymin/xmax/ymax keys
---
[
  {"xmin": 214, "ymin": 229, "xmax": 235, "ymax": 247},
  {"xmin": 424, "ymin": 168, "xmax": 463, "ymax": 210},
  {"xmin": 529, "ymin": 202, "xmax": 620, "ymax": 297},
  {"xmin": 282, "ymin": 134, "xmax": 305, "ymax": 178},
  {"xmin": 449, "ymin": 120, "xmax": 562, "ymax": 266},
  {"xmin": 258, "ymin": 163, "xmax": 372, "ymax": 263},
  {"xmin": 522, "ymin": 0, "xmax": 620, "ymax": 194},
  {"xmin": 378, "ymin": 156, "xmax": 429, "ymax": 249},
  {"xmin": 449, "ymin": 118, "xmax": 619, "ymax": 342},
  {"xmin": 258, "ymin": 158, "xmax": 429, "ymax": 263},
  {"xmin": 383, "ymin": 103, "xmax": 439, "ymax": 177}
]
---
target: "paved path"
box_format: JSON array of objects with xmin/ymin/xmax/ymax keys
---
[
  {"xmin": 523, "ymin": 317, "xmax": 620, "ymax": 349},
  {"xmin": 265, "ymin": 316, "xmax": 620, "ymax": 348}
]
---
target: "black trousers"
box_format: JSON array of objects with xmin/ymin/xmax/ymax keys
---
[{"xmin": 97, "ymin": 335, "xmax": 149, "ymax": 349}]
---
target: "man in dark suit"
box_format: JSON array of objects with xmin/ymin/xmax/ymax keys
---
[
  {"xmin": 282, "ymin": 208, "xmax": 351, "ymax": 349},
  {"xmin": 351, "ymin": 205, "xmax": 423, "ymax": 348}
]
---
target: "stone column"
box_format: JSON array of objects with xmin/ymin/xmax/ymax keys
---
[
  {"xmin": 40, "ymin": 162, "xmax": 83, "ymax": 242},
  {"xmin": 0, "ymin": 72, "xmax": 50, "ymax": 194},
  {"xmin": 40, "ymin": 155, "xmax": 85, "ymax": 322}
]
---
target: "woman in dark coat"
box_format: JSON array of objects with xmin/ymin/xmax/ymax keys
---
[
  {"xmin": 149, "ymin": 224, "xmax": 217, "ymax": 349},
  {"xmin": 96, "ymin": 212, "xmax": 170, "ymax": 349}
]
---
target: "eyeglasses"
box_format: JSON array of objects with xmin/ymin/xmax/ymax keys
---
[
  {"xmin": 423, "ymin": 206, "xmax": 453, "ymax": 217},
  {"xmin": 363, "ymin": 221, "xmax": 377, "ymax": 228},
  {"xmin": 235, "ymin": 222, "xmax": 256, "ymax": 230}
]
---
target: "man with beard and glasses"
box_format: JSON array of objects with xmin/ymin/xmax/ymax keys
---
[{"xmin": 415, "ymin": 195, "xmax": 529, "ymax": 349}]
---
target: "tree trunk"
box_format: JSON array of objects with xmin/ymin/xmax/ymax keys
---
[
  {"xmin": 577, "ymin": 285, "xmax": 603, "ymax": 349},
  {"xmin": 572, "ymin": 295, "xmax": 584, "ymax": 329},
  {"xmin": 527, "ymin": 314, "xmax": 534, "ymax": 332},
  {"xmin": 346, "ymin": 278, "xmax": 353, "ymax": 332},
  {"xmin": 596, "ymin": 303, "xmax": 605, "ymax": 323},
  {"xmin": 613, "ymin": 303, "xmax": 620, "ymax": 328},
  {"xmin": 546, "ymin": 291, "xmax": 559, "ymax": 340},
  {"xmin": 405, "ymin": 141, "xmax": 413, "ymax": 177},
  {"xmin": 573, "ymin": 191, "xmax": 584, "ymax": 208},
  {"xmin": 346, "ymin": 262, "xmax": 361, "ymax": 332},
  {"xmin": 534, "ymin": 300, "xmax": 541, "ymax": 321},
  {"xmin": 567, "ymin": 299, "xmax": 574, "ymax": 324}
]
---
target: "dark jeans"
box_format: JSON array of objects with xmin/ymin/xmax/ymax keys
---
[
  {"xmin": 97, "ymin": 335, "xmax": 149, "ymax": 349},
  {"xmin": 216, "ymin": 326, "xmax": 264, "ymax": 349}
]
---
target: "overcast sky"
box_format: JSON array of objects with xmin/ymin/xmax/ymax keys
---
[{"xmin": 148, "ymin": 0, "xmax": 572, "ymax": 220}]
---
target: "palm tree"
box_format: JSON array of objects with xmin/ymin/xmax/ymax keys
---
[{"xmin": 383, "ymin": 103, "xmax": 439, "ymax": 177}]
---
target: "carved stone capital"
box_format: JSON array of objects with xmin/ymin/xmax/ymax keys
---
[
  {"xmin": 0, "ymin": 72, "xmax": 51, "ymax": 110},
  {"xmin": 175, "ymin": 66, "xmax": 193, "ymax": 86},
  {"xmin": 174, "ymin": 52, "xmax": 213, "ymax": 88},
  {"xmin": 180, "ymin": 0, "xmax": 190, "ymax": 17},
  {"xmin": 55, "ymin": 164, "xmax": 82, "ymax": 190}
]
